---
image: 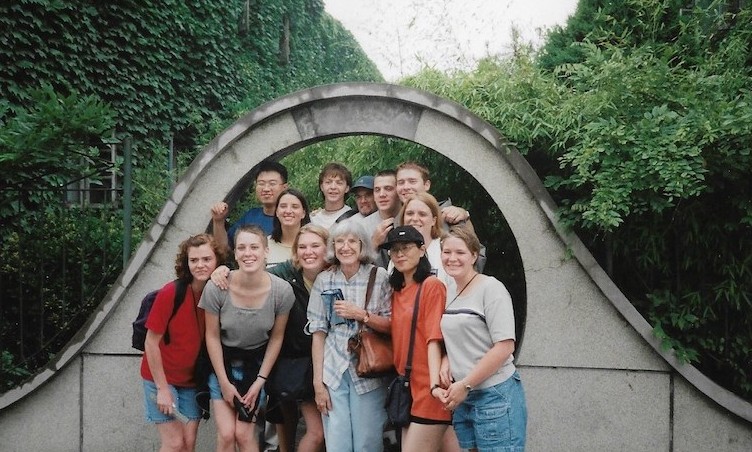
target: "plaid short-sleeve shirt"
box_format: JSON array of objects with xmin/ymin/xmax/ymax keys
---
[{"xmin": 307, "ymin": 264, "xmax": 392, "ymax": 394}]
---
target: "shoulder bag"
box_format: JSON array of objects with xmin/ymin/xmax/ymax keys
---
[
  {"xmin": 384, "ymin": 282, "xmax": 423, "ymax": 427},
  {"xmin": 348, "ymin": 266, "xmax": 395, "ymax": 378}
]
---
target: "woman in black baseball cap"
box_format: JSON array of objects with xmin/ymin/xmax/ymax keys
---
[{"xmin": 381, "ymin": 225, "xmax": 452, "ymax": 451}]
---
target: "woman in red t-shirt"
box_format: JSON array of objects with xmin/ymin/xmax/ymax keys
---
[
  {"xmin": 141, "ymin": 233, "xmax": 225, "ymax": 451},
  {"xmin": 380, "ymin": 225, "xmax": 451, "ymax": 451}
]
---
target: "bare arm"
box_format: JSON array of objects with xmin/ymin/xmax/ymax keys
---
[
  {"xmin": 242, "ymin": 312, "xmax": 289, "ymax": 407},
  {"xmin": 211, "ymin": 202, "xmax": 230, "ymax": 254},
  {"xmin": 427, "ymin": 340, "xmax": 443, "ymax": 393},
  {"xmin": 440, "ymin": 339, "xmax": 515, "ymax": 407},
  {"xmin": 204, "ymin": 311, "xmax": 240, "ymax": 405},
  {"xmin": 144, "ymin": 330, "xmax": 174, "ymax": 415},
  {"xmin": 312, "ymin": 331, "xmax": 332, "ymax": 415}
]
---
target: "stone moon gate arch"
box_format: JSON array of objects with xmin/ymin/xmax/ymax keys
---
[{"xmin": 1, "ymin": 83, "xmax": 750, "ymax": 451}]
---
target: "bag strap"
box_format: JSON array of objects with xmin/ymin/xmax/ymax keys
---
[
  {"xmin": 357, "ymin": 266, "xmax": 378, "ymax": 335},
  {"xmin": 404, "ymin": 282, "xmax": 423, "ymax": 379},
  {"xmin": 164, "ymin": 278, "xmax": 189, "ymax": 345},
  {"xmin": 364, "ymin": 265, "xmax": 377, "ymax": 310}
]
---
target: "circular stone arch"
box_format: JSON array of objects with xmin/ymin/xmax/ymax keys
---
[{"xmin": 3, "ymin": 83, "xmax": 751, "ymax": 425}]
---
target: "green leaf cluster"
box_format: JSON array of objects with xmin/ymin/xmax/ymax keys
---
[
  {"xmin": 403, "ymin": 2, "xmax": 752, "ymax": 399},
  {"xmin": 0, "ymin": 0, "xmax": 381, "ymax": 391}
]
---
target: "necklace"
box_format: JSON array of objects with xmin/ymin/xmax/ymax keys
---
[{"xmin": 448, "ymin": 272, "xmax": 479, "ymax": 307}]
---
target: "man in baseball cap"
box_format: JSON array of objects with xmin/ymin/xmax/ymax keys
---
[{"xmin": 341, "ymin": 175, "xmax": 376, "ymax": 222}]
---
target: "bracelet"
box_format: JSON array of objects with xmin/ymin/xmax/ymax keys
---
[
  {"xmin": 257, "ymin": 375, "xmax": 267, "ymax": 381},
  {"xmin": 429, "ymin": 384, "xmax": 441, "ymax": 398}
]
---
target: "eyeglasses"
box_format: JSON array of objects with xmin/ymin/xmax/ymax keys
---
[
  {"xmin": 256, "ymin": 180, "xmax": 281, "ymax": 189},
  {"xmin": 388, "ymin": 243, "xmax": 418, "ymax": 255}
]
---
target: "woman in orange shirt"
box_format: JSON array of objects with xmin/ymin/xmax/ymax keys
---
[{"xmin": 380, "ymin": 225, "xmax": 450, "ymax": 451}]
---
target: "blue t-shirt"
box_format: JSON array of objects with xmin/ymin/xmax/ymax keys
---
[{"xmin": 228, "ymin": 207, "xmax": 274, "ymax": 246}]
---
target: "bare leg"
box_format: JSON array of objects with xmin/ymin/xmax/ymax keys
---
[
  {"xmin": 181, "ymin": 420, "xmax": 199, "ymax": 451},
  {"xmin": 401, "ymin": 423, "xmax": 447, "ymax": 452},
  {"xmin": 156, "ymin": 420, "xmax": 186, "ymax": 452},
  {"xmin": 298, "ymin": 400, "xmax": 325, "ymax": 452},
  {"xmin": 213, "ymin": 399, "xmax": 239, "ymax": 452},
  {"xmin": 440, "ymin": 425, "xmax": 460, "ymax": 452}
]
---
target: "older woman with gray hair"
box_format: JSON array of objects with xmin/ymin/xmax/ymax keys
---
[{"xmin": 306, "ymin": 220, "xmax": 392, "ymax": 452}]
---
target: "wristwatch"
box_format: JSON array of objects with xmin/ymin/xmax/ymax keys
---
[{"xmin": 362, "ymin": 312, "xmax": 370, "ymax": 324}]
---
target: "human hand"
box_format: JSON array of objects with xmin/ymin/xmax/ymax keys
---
[
  {"xmin": 241, "ymin": 379, "xmax": 264, "ymax": 413},
  {"xmin": 333, "ymin": 300, "xmax": 365, "ymax": 321},
  {"xmin": 211, "ymin": 202, "xmax": 230, "ymax": 222},
  {"xmin": 372, "ymin": 218, "xmax": 394, "ymax": 248},
  {"xmin": 441, "ymin": 206, "xmax": 468, "ymax": 225},
  {"xmin": 220, "ymin": 380, "xmax": 242, "ymax": 406},
  {"xmin": 314, "ymin": 382, "xmax": 332, "ymax": 415},
  {"xmin": 210, "ymin": 266, "xmax": 231, "ymax": 290},
  {"xmin": 442, "ymin": 380, "xmax": 470, "ymax": 411},
  {"xmin": 156, "ymin": 386, "xmax": 175, "ymax": 416}
]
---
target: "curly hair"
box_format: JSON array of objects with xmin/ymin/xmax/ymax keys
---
[
  {"xmin": 174, "ymin": 233, "xmax": 226, "ymax": 281},
  {"xmin": 325, "ymin": 220, "xmax": 377, "ymax": 266}
]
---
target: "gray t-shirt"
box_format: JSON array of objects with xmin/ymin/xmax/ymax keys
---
[
  {"xmin": 441, "ymin": 276, "xmax": 516, "ymax": 389},
  {"xmin": 199, "ymin": 273, "xmax": 294, "ymax": 349}
]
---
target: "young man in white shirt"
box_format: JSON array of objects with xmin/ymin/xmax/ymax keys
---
[{"xmin": 310, "ymin": 162, "xmax": 352, "ymax": 230}]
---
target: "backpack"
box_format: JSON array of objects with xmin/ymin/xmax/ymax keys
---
[{"xmin": 131, "ymin": 279, "xmax": 189, "ymax": 351}]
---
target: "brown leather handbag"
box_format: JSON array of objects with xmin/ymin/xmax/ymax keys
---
[{"xmin": 348, "ymin": 266, "xmax": 395, "ymax": 378}]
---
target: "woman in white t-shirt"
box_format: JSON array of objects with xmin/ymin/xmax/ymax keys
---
[
  {"xmin": 433, "ymin": 226, "xmax": 527, "ymax": 452},
  {"xmin": 267, "ymin": 188, "xmax": 311, "ymax": 268}
]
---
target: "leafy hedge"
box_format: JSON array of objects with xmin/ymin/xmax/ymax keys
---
[
  {"xmin": 403, "ymin": 3, "xmax": 752, "ymax": 399},
  {"xmin": 0, "ymin": 0, "xmax": 380, "ymax": 391}
]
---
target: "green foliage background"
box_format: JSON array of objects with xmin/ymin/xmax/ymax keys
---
[
  {"xmin": 403, "ymin": 0, "xmax": 752, "ymax": 398},
  {"xmin": 0, "ymin": 0, "xmax": 380, "ymax": 391}
]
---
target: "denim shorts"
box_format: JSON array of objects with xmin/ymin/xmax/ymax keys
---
[
  {"xmin": 208, "ymin": 366, "xmax": 268, "ymax": 407},
  {"xmin": 142, "ymin": 379, "xmax": 202, "ymax": 424},
  {"xmin": 452, "ymin": 371, "xmax": 527, "ymax": 452},
  {"xmin": 208, "ymin": 366, "xmax": 244, "ymax": 400}
]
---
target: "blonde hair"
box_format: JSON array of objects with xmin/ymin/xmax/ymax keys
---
[
  {"xmin": 399, "ymin": 192, "xmax": 442, "ymax": 239},
  {"xmin": 291, "ymin": 223, "xmax": 329, "ymax": 269},
  {"xmin": 440, "ymin": 225, "xmax": 481, "ymax": 256}
]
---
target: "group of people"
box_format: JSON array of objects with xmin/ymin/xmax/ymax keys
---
[{"xmin": 139, "ymin": 159, "xmax": 527, "ymax": 452}]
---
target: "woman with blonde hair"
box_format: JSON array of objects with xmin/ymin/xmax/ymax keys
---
[
  {"xmin": 266, "ymin": 223, "xmax": 330, "ymax": 452},
  {"xmin": 398, "ymin": 192, "xmax": 455, "ymax": 292}
]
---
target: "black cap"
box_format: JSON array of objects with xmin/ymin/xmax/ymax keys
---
[{"xmin": 380, "ymin": 225, "xmax": 424, "ymax": 250}]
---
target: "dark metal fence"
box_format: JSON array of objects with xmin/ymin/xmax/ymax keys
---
[{"xmin": 0, "ymin": 185, "xmax": 126, "ymax": 390}]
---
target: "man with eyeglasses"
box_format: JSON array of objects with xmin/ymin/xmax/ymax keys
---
[{"xmin": 211, "ymin": 160, "xmax": 289, "ymax": 251}]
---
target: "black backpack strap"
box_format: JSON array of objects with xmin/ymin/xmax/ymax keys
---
[
  {"xmin": 164, "ymin": 279, "xmax": 189, "ymax": 345},
  {"xmin": 335, "ymin": 209, "xmax": 357, "ymax": 223},
  {"xmin": 404, "ymin": 282, "xmax": 423, "ymax": 380}
]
